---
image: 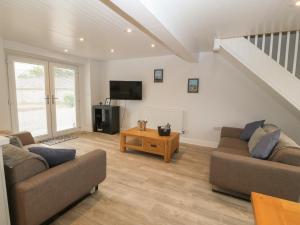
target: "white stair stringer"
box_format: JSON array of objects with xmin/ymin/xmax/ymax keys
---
[{"xmin": 218, "ymin": 37, "xmax": 300, "ymax": 113}]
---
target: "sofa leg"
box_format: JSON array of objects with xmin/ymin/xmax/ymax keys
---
[{"xmin": 90, "ymin": 185, "xmax": 99, "ymax": 194}]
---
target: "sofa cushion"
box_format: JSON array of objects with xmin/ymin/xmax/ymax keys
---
[
  {"xmin": 29, "ymin": 147, "xmax": 76, "ymax": 167},
  {"xmin": 218, "ymin": 147, "xmax": 250, "ymax": 157},
  {"xmin": 3, "ymin": 144, "xmax": 49, "ymax": 188},
  {"xmin": 240, "ymin": 120, "xmax": 265, "ymax": 141},
  {"xmin": 250, "ymin": 130, "xmax": 280, "ymax": 160},
  {"xmin": 270, "ymin": 148, "xmax": 300, "ymax": 167},
  {"xmin": 219, "ymin": 137, "xmax": 248, "ymax": 150},
  {"xmin": 268, "ymin": 131, "xmax": 299, "ymax": 160},
  {"xmin": 263, "ymin": 123, "xmax": 278, "ymax": 133},
  {"xmin": 7, "ymin": 136, "xmax": 23, "ymax": 148},
  {"xmin": 248, "ymin": 127, "xmax": 266, "ymax": 153},
  {"xmin": 11, "ymin": 132, "xmax": 35, "ymax": 146}
]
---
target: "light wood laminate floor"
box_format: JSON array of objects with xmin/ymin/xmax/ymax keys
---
[{"xmin": 52, "ymin": 132, "xmax": 254, "ymax": 225}]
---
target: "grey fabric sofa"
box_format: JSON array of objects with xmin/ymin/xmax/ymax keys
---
[
  {"xmin": 4, "ymin": 132, "xmax": 106, "ymax": 225},
  {"xmin": 210, "ymin": 125, "xmax": 300, "ymax": 202}
]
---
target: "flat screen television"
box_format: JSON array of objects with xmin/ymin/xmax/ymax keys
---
[{"xmin": 110, "ymin": 81, "xmax": 142, "ymax": 100}]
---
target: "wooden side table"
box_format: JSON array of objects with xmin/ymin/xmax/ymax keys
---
[{"xmin": 251, "ymin": 192, "xmax": 300, "ymax": 225}]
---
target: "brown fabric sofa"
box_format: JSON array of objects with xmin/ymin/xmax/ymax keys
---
[
  {"xmin": 210, "ymin": 126, "xmax": 300, "ymax": 202},
  {"xmin": 4, "ymin": 132, "xmax": 106, "ymax": 225}
]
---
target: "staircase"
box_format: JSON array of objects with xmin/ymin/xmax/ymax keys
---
[
  {"xmin": 214, "ymin": 33, "xmax": 300, "ymax": 114},
  {"xmin": 245, "ymin": 31, "xmax": 300, "ymax": 78}
]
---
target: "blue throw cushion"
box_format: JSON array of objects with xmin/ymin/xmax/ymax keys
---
[
  {"xmin": 240, "ymin": 120, "xmax": 265, "ymax": 141},
  {"xmin": 28, "ymin": 147, "xmax": 76, "ymax": 167},
  {"xmin": 251, "ymin": 129, "xmax": 280, "ymax": 160}
]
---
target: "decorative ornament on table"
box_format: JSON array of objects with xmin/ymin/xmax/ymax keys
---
[
  {"xmin": 137, "ymin": 120, "xmax": 147, "ymax": 131},
  {"xmin": 158, "ymin": 123, "xmax": 171, "ymax": 136}
]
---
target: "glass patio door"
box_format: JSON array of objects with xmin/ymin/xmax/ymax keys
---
[
  {"xmin": 8, "ymin": 57, "xmax": 79, "ymax": 139},
  {"xmin": 49, "ymin": 63, "xmax": 78, "ymax": 136},
  {"xmin": 8, "ymin": 57, "xmax": 52, "ymax": 139}
]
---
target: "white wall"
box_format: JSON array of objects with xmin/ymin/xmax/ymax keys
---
[
  {"xmin": 92, "ymin": 53, "xmax": 300, "ymax": 146},
  {"xmin": 90, "ymin": 60, "xmax": 108, "ymax": 106}
]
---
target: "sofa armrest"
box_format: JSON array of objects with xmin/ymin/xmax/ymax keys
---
[
  {"xmin": 10, "ymin": 150, "xmax": 106, "ymax": 225},
  {"xmin": 220, "ymin": 127, "xmax": 243, "ymax": 138},
  {"xmin": 210, "ymin": 151, "xmax": 300, "ymax": 202},
  {"xmin": 11, "ymin": 132, "xmax": 35, "ymax": 146}
]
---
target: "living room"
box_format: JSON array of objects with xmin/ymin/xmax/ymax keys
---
[{"xmin": 0, "ymin": 0, "xmax": 300, "ymax": 225}]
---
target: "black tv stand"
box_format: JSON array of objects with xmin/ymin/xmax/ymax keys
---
[{"xmin": 92, "ymin": 105, "xmax": 120, "ymax": 134}]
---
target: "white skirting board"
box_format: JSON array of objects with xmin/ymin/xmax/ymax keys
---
[{"xmin": 180, "ymin": 137, "xmax": 218, "ymax": 148}]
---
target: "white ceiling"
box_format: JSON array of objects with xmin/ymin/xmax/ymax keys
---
[
  {"xmin": 140, "ymin": 0, "xmax": 300, "ymax": 51},
  {"xmin": 0, "ymin": 0, "xmax": 170, "ymax": 60},
  {"xmin": 0, "ymin": 0, "xmax": 300, "ymax": 60}
]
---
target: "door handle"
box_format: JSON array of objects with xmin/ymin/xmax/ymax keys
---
[
  {"xmin": 44, "ymin": 96, "xmax": 50, "ymax": 105},
  {"xmin": 51, "ymin": 95, "xmax": 58, "ymax": 104}
]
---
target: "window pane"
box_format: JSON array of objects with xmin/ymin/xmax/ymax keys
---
[
  {"xmin": 53, "ymin": 67, "xmax": 77, "ymax": 131},
  {"xmin": 14, "ymin": 62, "xmax": 48, "ymax": 136}
]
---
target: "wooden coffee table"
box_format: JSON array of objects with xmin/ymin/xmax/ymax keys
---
[
  {"xmin": 120, "ymin": 127, "xmax": 180, "ymax": 162},
  {"xmin": 251, "ymin": 192, "xmax": 300, "ymax": 225}
]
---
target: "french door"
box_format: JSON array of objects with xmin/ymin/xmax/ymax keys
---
[{"xmin": 8, "ymin": 56, "xmax": 79, "ymax": 140}]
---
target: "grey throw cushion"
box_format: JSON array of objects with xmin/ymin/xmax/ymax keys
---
[
  {"xmin": 29, "ymin": 147, "xmax": 76, "ymax": 167},
  {"xmin": 240, "ymin": 120, "xmax": 265, "ymax": 141},
  {"xmin": 251, "ymin": 129, "xmax": 281, "ymax": 160},
  {"xmin": 7, "ymin": 136, "xmax": 23, "ymax": 148},
  {"xmin": 248, "ymin": 127, "xmax": 266, "ymax": 153}
]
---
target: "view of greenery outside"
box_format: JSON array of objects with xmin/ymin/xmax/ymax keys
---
[
  {"xmin": 18, "ymin": 66, "xmax": 43, "ymax": 78},
  {"xmin": 63, "ymin": 95, "xmax": 75, "ymax": 107}
]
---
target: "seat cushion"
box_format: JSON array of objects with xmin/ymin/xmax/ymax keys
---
[
  {"xmin": 219, "ymin": 137, "xmax": 248, "ymax": 150},
  {"xmin": 270, "ymin": 148, "xmax": 300, "ymax": 167},
  {"xmin": 217, "ymin": 147, "xmax": 250, "ymax": 157}
]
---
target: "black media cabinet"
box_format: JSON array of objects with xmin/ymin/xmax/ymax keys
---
[{"xmin": 92, "ymin": 105, "xmax": 120, "ymax": 134}]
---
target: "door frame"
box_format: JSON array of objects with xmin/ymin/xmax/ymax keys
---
[
  {"xmin": 7, "ymin": 55, "xmax": 81, "ymax": 140},
  {"xmin": 7, "ymin": 55, "xmax": 52, "ymax": 141},
  {"xmin": 49, "ymin": 62, "xmax": 80, "ymax": 137}
]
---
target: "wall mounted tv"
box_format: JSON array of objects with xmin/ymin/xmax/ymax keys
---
[{"xmin": 110, "ymin": 80, "xmax": 142, "ymax": 100}]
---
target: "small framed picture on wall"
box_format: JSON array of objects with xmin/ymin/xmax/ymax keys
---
[
  {"xmin": 154, "ymin": 69, "xmax": 163, "ymax": 83},
  {"xmin": 187, "ymin": 78, "xmax": 199, "ymax": 93}
]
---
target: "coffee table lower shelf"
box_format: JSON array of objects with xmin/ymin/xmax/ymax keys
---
[{"xmin": 120, "ymin": 128, "xmax": 180, "ymax": 162}]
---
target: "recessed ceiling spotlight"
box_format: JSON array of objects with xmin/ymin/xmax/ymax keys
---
[
  {"xmin": 151, "ymin": 44, "xmax": 156, "ymax": 48},
  {"xmin": 64, "ymin": 49, "xmax": 69, "ymax": 53},
  {"xmin": 110, "ymin": 49, "xmax": 115, "ymax": 53},
  {"xmin": 79, "ymin": 37, "xmax": 84, "ymax": 42},
  {"xmin": 125, "ymin": 28, "xmax": 133, "ymax": 33},
  {"xmin": 296, "ymin": 1, "xmax": 300, "ymax": 6}
]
